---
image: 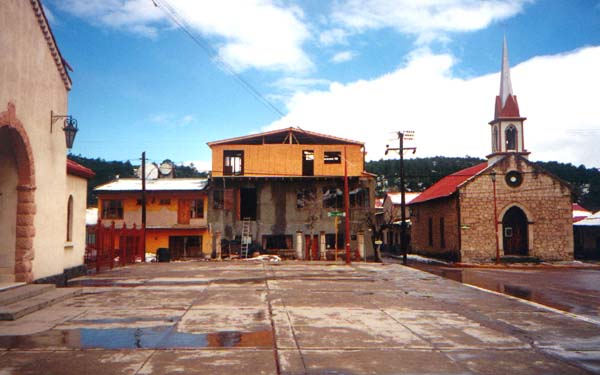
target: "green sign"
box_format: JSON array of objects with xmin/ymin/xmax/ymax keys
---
[{"xmin": 328, "ymin": 211, "xmax": 346, "ymax": 217}]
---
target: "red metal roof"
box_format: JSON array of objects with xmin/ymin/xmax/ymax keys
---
[
  {"xmin": 409, "ymin": 162, "xmax": 488, "ymax": 205},
  {"xmin": 494, "ymin": 95, "xmax": 522, "ymax": 119},
  {"xmin": 67, "ymin": 159, "xmax": 95, "ymax": 179}
]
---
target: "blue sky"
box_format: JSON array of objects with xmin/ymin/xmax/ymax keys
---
[{"xmin": 45, "ymin": 0, "xmax": 600, "ymax": 169}]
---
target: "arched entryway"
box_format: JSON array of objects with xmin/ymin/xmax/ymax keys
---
[
  {"xmin": 0, "ymin": 103, "xmax": 36, "ymax": 283},
  {"xmin": 502, "ymin": 206, "xmax": 528, "ymax": 256}
]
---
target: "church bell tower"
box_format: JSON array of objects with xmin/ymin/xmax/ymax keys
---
[{"xmin": 488, "ymin": 37, "xmax": 529, "ymax": 164}]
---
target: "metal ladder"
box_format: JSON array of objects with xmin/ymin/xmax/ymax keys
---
[{"xmin": 240, "ymin": 217, "xmax": 251, "ymax": 258}]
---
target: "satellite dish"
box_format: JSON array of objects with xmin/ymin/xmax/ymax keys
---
[
  {"xmin": 137, "ymin": 163, "xmax": 159, "ymax": 179},
  {"xmin": 146, "ymin": 163, "xmax": 159, "ymax": 180},
  {"xmin": 159, "ymin": 161, "xmax": 173, "ymax": 176}
]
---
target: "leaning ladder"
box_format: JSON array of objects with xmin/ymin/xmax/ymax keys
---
[{"xmin": 240, "ymin": 217, "xmax": 251, "ymax": 258}]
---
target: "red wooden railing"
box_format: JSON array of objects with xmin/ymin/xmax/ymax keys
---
[{"xmin": 85, "ymin": 221, "xmax": 145, "ymax": 272}]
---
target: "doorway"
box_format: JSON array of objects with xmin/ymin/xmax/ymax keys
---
[
  {"xmin": 502, "ymin": 206, "xmax": 528, "ymax": 256},
  {"xmin": 240, "ymin": 188, "xmax": 257, "ymax": 220},
  {"xmin": 169, "ymin": 236, "xmax": 202, "ymax": 259},
  {"xmin": 302, "ymin": 150, "xmax": 314, "ymax": 176}
]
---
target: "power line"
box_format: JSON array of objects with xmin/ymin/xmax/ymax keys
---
[{"xmin": 152, "ymin": 0, "xmax": 286, "ymax": 118}]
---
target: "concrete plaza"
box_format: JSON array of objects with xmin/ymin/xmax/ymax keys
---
[{"xmin": 0, "ymin": 261, "xmax": 598, "ymax": 374}]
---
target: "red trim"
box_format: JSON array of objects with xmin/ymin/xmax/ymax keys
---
[{"xmin": 67, "ymin": 159, "xmax": 95, "ymax": 179}]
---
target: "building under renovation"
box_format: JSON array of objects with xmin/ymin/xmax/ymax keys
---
[{"xmin": 207, "ymin": 127, "xmax": 376, "ymax": 260}]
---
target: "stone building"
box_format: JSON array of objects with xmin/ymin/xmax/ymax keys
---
[
  {"xmin": 409, "ymin": 39, "xmax": 573, "ymax": 262},
  {"xmin": 1, "ymin": 0, "xmax": 93, "ymax": 283},
  {"xmin": 207, "ymin": 127, "xmax": 376, "ymax": 260}
]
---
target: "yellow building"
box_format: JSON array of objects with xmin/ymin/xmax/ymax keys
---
[{"xmin": 94, "ymin": 178, "xmax": 211, "ymax": 258}]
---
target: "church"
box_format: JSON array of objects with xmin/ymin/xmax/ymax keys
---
[{"xmin": 408, "ymin": 39, "xmax": 573, "ymax": 263}]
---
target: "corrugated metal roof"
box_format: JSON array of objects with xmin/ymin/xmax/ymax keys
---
[
  {"xmin": 95, "ymin": 178, "xmax": 208, "ymax": 192},
  {"xmin": 574, "ymin": 210, "xmax": 600, "ymax": 227},
  {"xmin": 207, "ymin": 127, "xmax": 364, "ymax": 146},
  {"xmin": 573, "ymin": 203, "xmax": 592, "ymax": 223},
  {"xmin": 409, "ymin": 162, "xmax": 489, "ymax": 205},
  {"xmin": 386, "ymin": 192, "xmax": 421, "ymax": 205}
]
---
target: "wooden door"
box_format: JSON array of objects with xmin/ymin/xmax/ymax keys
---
[
  {"xmin": 178, "ymin": 199, "xmax": 191, "ymax": 224},
  {"xmin": 502, "ymin": 206, "xmax": 528, "ymax": 256},
  {"xmin": 305, "ymin": 235, "xmax": 319, "ymax": 260}
]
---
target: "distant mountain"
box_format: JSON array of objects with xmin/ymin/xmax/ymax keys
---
[
  {"xmin": 68, "ymin": 154, "xmax": 207, "ymax": 206},
  {"xmin": 366, "ymin": 157, "xmax": 600, "ymax": 211}
]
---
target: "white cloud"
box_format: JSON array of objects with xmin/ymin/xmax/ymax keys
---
[
  {"xmin": 266, "ymin": 46, "xmax": 600, "ymax": 168},
  {"xmin": 183, "ymin": 160, "xmax": 212, "ymax": 172},
  {"xmin": 319, "ymin": 28, "xmax": 350, "ymax": 46},
  {"xmin": 43, "ymin": 5, "xmax": 57, "ymax": 25},
  {"xmin": 331, "ymin": 51, "xmax": 357, "ymax": 63},
  {"xmin": 327, "ymin": 0, "xmax": 533, "ymax": 45},
  {"xmin": 54, "ymin": 0, "xmax": 312, "ymax": 72},
  {"xmin": 272, "ymin": 77, "xmax": 331, "ymax": 92},
  {"xmin": 149, "ymin": 113, "xmax": 195, "ymax": 127}
]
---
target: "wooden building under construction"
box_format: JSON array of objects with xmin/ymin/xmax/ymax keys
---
[{"xmin": 207, "ymin": 127, "xmax": 376, "ymax": 260}]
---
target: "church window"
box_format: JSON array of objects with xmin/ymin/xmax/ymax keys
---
[
  {"xmin": 505, "ymin": 171, "xmax": 523, "ymax": 188},
  {"xmin": 493, "ymin": 126, "xmax": 499, "ymax": 152},
  {"xmin": 505, "ymin": 125, "xmax": 517, "ymax": 150}
]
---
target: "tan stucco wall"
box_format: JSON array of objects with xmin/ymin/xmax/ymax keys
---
[
  {"xmin": 459, "ymin": 156, "xmax": 573, "ymax": 262},
  {"xmin": 64, "ymin": 175, "xmax": 88, "ymax": 270},
  {"xmin": 1, "ymin": 0, "xmax": 79, "ymax": 280}
]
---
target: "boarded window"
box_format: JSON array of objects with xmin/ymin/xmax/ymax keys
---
[
  {"xmin": 102, "ymin": 200, "xmax": 123, "ymax": 219},
  {"xmin": 223, "ymin": 150, "xmax": 244, "ymax": 175},
  {"xmin": 324, "ymin": 151, "xmax": 341, "ymax": 164},
  {"xmin": 213, "ymin": 189, "xmax": 234, "ymax": 210}
]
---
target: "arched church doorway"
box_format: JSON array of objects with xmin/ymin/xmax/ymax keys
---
[
  {"xmin": 0, "ymin": 127, "xmax": 19, "ymax": 282},
  {"xmin": 0, "ymin": 103, "xmax": 36, "ymax": 282},
  {"xmin": 502, "ymin": 206, "xmax": 528, "ymax": 256}
]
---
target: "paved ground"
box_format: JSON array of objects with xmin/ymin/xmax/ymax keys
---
[
  {"xmin": 408, "ymin": 260, "xmax": 600, "ymax": 324},
  {"xmin": 0, "ymin": 261, "xmax": 599, "ymax": 374}
]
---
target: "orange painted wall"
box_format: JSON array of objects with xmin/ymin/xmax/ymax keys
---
[{"xmin": 211, "ymin": 143, "xmax": 365, "ymax": 177}]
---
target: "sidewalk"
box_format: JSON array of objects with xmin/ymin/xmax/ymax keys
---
[{"xmin": 0, "ymin": 261, "xmax": 598, "ymax": 374}]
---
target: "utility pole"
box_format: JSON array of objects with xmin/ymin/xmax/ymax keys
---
[
  {"xmin": 141, "ymin": 152, "xmax": 147, "ymax": 261},
  {"xmin": 385, "ymin": 131, "xmax": 416, "ymax": 265},
  {"xmin": 344, "ymin": 146, "xmax": 351, "ymax": 265}
]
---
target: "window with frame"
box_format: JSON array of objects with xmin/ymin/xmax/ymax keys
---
[
  {"xmin": 297, "ymin": 188, "xmax": 316, "ymax": 208},
  {"xmin": 324, "ymin": 151, "xmax": 341, "ymax": 164},
  {"xmin": 223, "ymin": 150, "xmax": 244, "ymax": 175},
  {"xmin": 322, "ymin": 187, "xmax": 343, "ymax": 209},
  {"xmin": 350, "ymin": 187, "xmax": 369, "ymax": 208},
  {"xmin": 102, "ymin": 199, "xmax": 123, "ymax": 219},
  {"xmin": 428, "ymin": 218, "xmax": 433, "ymax": 247},
  {"xmin": 190, "ymin": 199, "xmax": 204, "ymax": 218},
  {"xmin": 66, "ymin": 195, "xmax": 73, "ymax": 242},
  {"xmin": 440, "ymin": 217, "xmax": 445, "ymax": 248}
]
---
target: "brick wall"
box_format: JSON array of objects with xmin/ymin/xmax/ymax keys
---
[{"xmin": 410, "ymin": 197, "xmax": 460, "ymax": 261}]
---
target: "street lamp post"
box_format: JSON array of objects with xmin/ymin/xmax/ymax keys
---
[{"xmin": 385, "ymin": 131, "xmax": 416, "ymax": 265}]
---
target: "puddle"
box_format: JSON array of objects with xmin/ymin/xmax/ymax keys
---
[
  {"xmin": 408, "ymin": 263, "xmax": 586, "ymax": 315},
  {"xmin": 0, "ymin": 327, "xmax": 273, "ymax": 349}
]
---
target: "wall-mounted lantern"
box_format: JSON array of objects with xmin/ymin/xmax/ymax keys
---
[{"xmin": 51, "ymin": 110, "xmax": 79, "ymax": 149}]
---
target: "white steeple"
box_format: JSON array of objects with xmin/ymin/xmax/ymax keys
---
[{"xmin": 499, "ymin": 36, "xmax": 513, "ymax": 108}]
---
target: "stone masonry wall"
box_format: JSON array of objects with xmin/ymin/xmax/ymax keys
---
[{"xmin": 459, "ymin": 156, "xmax": 573, "ymax": 262}]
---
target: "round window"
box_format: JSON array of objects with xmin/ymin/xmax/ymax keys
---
[{"xmin": 505, "ymin": 171, "xmax": 523, "ymax": 187}]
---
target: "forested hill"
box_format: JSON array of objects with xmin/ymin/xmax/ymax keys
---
[
  {"xmin": 68, "ymin": 154, "xmax": 206, "ymax": 205},
  {"xmin": 366, "ymin": 157, "xmax": 600, "ymax": 211}
]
